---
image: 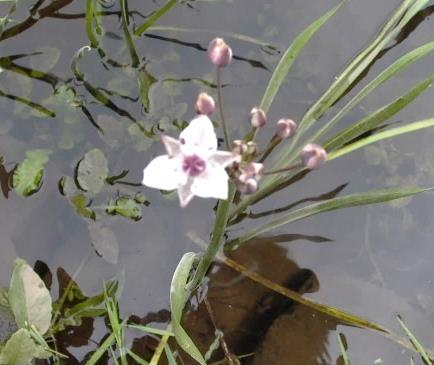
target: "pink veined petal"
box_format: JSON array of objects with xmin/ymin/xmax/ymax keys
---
[
  {"xmin": 191, "ymin": 165, "xmax": 229, "ymax": 200},
  {"xmin": 178, "ymin": 178, "xmax": 195, "ymax": 207},
  {"xmin": 209, "ymin": 151, "xmax": 241, "ymax": 168},
  {"xmin": 142, "ymin": 155, "xmax": 185, "ymax": 191},
  {"xmin": 161, "ymin": 135, "xmax": 182, "ymax": 157},
  {"xmin": 180, "ymin": 115, "xmax": 217, "ymax": 152}
]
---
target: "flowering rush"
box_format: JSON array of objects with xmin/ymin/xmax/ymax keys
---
[{"xmin": 142, "ymin": 116, "xmax": 240, "ymax": 207}]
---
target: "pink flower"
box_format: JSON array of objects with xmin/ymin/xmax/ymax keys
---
[
  {"xmin": 195, "ymin": 92, "xmax": 215, "ymax": 116},
  {"xmin": 208, "ymin": 38, "xmax": 233, "ymax": 67},
  {"xmin": 142, "ymin": 116, "xmax": 239, "ymax": 207}
]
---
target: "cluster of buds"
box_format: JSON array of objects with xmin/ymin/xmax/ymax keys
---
[{"xmin": 234, "ymin": 162, "xmax": 264, "ymax": 194}]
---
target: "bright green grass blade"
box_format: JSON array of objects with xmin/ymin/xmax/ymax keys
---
[
  {"xmin": 164, "ymin": 344, "xmax": 179, "ymax": 365},
  {"xmin": 397, "ymin": 315, "xmax": 433, "ymax": 365},
  {"xmin": 127, "ymin": 324, "xmax": 174, "ymax": 337},
  {"xmin": 170, "ymin": 253, "xmax": 206, "ymax": 365},
  {"xmin": 328, "ymin": 119, "xmax": 434, "ymax": 160},
  {"xmin": 126, "ymin": 349, "xmax": 150, "ymax": 365},
  {"xmin": 134, "ymin": 0, "xmax": 179, "ymax": 36},
  {"xmin": 337, "ymin": 333, "xmax": 351, "ymax": 365},
  {"xmin": 259, "ymin": 2, "xmax": 342, "ymax": 113},
  {"xmin": 85, "ymin": 332, "xmax": 116, "ymax": 365},
  {"xmin": 228, "ymin": 186, "xmax": 430, "ymax": 247},
  {"xmin": 311, "ymin": 41, "xmax": 434, "ymax": 143},
  {"xmin": 324, "ymin": 71, "xmax": 434, "ymax": 151}
]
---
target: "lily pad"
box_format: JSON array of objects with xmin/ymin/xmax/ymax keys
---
[
  {"xmin": 8, "ymin": 259, "xmax": 52, "ymax": 334},
  {"xmin": 106, "ymin": 196, "xmax": 142, "ymax": 221},
  {"xmin": 0, "ymin": 328, "xmax": 50, "ymax": 365},
  {"xmin": 76, "ymin": 148, "xmax": 109, "ymax": 194},
  {"xmin": 12, "ymin": 149, "xmax": 51, "ymax": 197},
  {"xmin": 88, "ymin": 224, "xmax": 119, "ymax": 264}
]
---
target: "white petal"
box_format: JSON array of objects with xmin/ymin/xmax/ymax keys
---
[
  {"xmin": 142, "ymin": 155, "xmax": 185, "ymax": 191},
  {"xmin": 178, "ymin": 178, "xmax": 195, "ymax": 207},
  {"xmin": 161, "ymin": 135, "xmax": 181, "ymax": 157},
  {"xmin": 191, "ymin": 166, "xmax": 229, "ymax": 200},
  {"xmin": 180, "ymin": 115, "xmax": 217, "ymax": 152},
  {"xmin": 209, "ymin": 151, "xmax": 240, "ymax": 168}
]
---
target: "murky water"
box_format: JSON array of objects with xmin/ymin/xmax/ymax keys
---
[{"xmin": 1, "ymin": 0, "xmax": 434, "ymax": 363}]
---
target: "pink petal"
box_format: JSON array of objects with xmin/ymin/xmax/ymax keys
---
[
  {"xmin": 178, "ymin": 178, "xmax": 195, "ymax": 207},
  {"xmin": 191, "ymin": 166, "xmax": 229, "ymax": 200},
  {"xmin": 142, "ymin": 155, "xmax": 185, "ymax": 191},
  {"xmin": 209, "ymin": 151, "xmax": 240, "ymax": 168},
  {"xmin": 180, "ymin": 115, "xmax": 217, "ymax": 152}
]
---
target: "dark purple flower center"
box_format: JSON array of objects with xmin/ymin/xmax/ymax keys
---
[{"xmin": 182, "ymin": 155, "xmax": 206, "ymax": 176}]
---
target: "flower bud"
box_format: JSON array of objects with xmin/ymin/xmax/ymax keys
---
[
  {"xmin": 195, "ymin": 92, "xmax": 215, "ymax": 116},
  {"xmin": 208, "ymin": 38, "xmax": 232, "ymax": 67},
  {"xmin": 300, "ymin": 143, "xmax": 327, "ymax": 170},
  {"xmin": 236, "ymin": 177, "xmax": 258, "ymax": 194},
  {"xmin": 232, "ymin": 140, "xmax": 247, "ymax": 155},
  {"xmin": 245, "ymin": 141, "xmax": 257, "ymax": 156},
  {"xmin": 249, "ymin": 107, "xmax": 267, "ymax": 128},
  {"xmin": 243, "ymin": 162, "xmax": 264, "ymax": 180},
  {"xmin": 276, "ymin": 118, "xmax": 297, "ymax": 139}
]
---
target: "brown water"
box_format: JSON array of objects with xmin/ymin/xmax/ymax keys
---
[{"xmin": 1, "ymin": 0, "xmax": 434, "ymax": 363}]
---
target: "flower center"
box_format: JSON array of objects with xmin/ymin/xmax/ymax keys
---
[{"xmin": 182, "ymin": 155, "xmax": 206, "ymax": 176}]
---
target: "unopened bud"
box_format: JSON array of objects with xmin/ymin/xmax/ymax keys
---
[
  {"xmin": 195, "ymin": 92, "xmax": 215, "ymax": 116},
  {"xmin": 300, "ymin": 143, "xmax": 327, "ymax": 170},
  {"xmin": 232, "ymin": 140, "xmax": 247, "ymax": 155},
  {"xmin": 236, "ymin": 177, "xmax": 258, "ymax": 194},
  {"xmin": 246, "ymin": 141, "xmax": 257, "ymax": 156},
  {"xmin": 208, "ymin": 38, "xmax": 232, "ymax": 67},
  {"xmin": 249, "ymin": 107, "xmax": 267, "ymax": 128},
  {"xmin": 276, "ymin": 118, "xmax": 297, "ymax": 139},
  {"xmin": 243, "ymin": 162, "xmax": 264, "ymax": 180}
]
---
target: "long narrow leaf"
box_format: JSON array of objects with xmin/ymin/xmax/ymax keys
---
[
  {"xmin": 259, "ymin": 2, "xmax": 342, "ymax": 112},
  {"xmin": 328, "ymin": 119, "xmax": 434, "ymax": 160},
  {"xmin": 324, "ymin": 71, "xmax": 434, "ymax": 151},
  {"xmin": 134, "ymin": 0, "xmax": 179, "ymax": 36},
  {"xmin": 228, "ymin": 186, "xmax": 430, "ymax": 247},
  {"xmin": 170, "ymin": 253, "xmax": 206, "ymax": 365}
]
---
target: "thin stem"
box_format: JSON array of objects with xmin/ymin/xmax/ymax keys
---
[
  {"xmin": 187, "ymin": 184, "xmax": 236, "ymax": 291},
  {"xmin": 217, "ymin": 67, "xmax": 231, "ymax": 150},
  {"xmin": 263, "ymin": 163, "xmax": 301, "ymax": 175},
  {"xmin": 258, "ymin": 135, "xmax": 281, "ymax": 163},
  {"xmin": 120, "ymin": 0, "xmax": 140, "ymax": 68}
]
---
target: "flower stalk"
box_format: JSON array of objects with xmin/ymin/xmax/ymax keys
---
[{"xmin": 217, "ymin": 67, "xmax": 231, "ymax": 150}]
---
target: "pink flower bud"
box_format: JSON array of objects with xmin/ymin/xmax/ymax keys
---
[
  {"xmin": 243, "ymin": 162, "xmax": 264, "ymax": 180},
  {"xmin": 232, "ymin": 140, "xmax": 247, "ymax": 155},
  {"xmin": 300, "ymin": 143, "xmax": 327, "ymax": 170},
  {"xmin": 208, "ymin": 38, "xmax": 232, "ymax": 67},
  {"xmin": 249, "ymin": 107, "xmax": 267, "ymax": 128},
  {"xmin": 236, "ymin": 177, "xmax": 258, "ymax": 194},
  {"xmin": 245, "ymin": 141, "xmax": 257, "ymax": 156},
  {"xmin": 195, "ymin": 92, "xmax": 215, "ymax": 116},
  {"xmin": 276, "ymin": 118, "xmax": 297, "ymax": 139}
]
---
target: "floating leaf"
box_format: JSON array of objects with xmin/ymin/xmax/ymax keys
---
[
  {"xmin": 0, "ymin": 288, "xmax": 17, "ymax": 342},
  {"xmin": 70, "ymin": 194, "xmax": 96, "ymax": 220},
  {"xmin": 0, "ymin": 328, "xmax": 50, "ymax": 365},
  {"xmin": 58, "ymin": 176, "xmax": 77, "ymax": 197},
  {"xmin": 106, "ymin": 196, "xmax": 142, "ymax": 221},
  {"xmin": 12, "ymin": 149, "xmax": 51, "ymax": 197},
  {"xmin": 138, "ymin": 65, "xmax": 157, "ymax": 113},
  {"xmin": 76, "ymin": 148, "xmax": 109, "ymax": 194},
  {"xmin": 170, "ymin": 252, "xmax": 206, "ymax": 365},
  {"xmin": 8, "ymin": 259, "xmax": 52, "ymax": 334},
  {"xmin": 88, "ymin": 224, "xmax": 119, "ymax": 264}
]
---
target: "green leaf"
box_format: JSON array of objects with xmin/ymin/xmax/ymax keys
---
[
  {"xmin": 138, "ymin": 65, "xmax": 157, "ymax": 113},
  {"xmin": 12, "ymin": 149, "xmax": 51, "ymax": 197},
  {"xmin": 134, "ymin": 0, "xmax": 179, "ymax": 36},
  {"xmin": 170, "ymin": 253, "xmax": 206, "ymax": 365},
  {"xmin": 127, "ymin": 324, "xmax": 174, "ymax": 337},
  {"xmin": 70, "ymin": 194, "xmax": 96, "ymax": 220},
  {"xmin": 228, "ymin": 186, "xmax": 431, "ymax": 247},
  {"xmin": 328, "ymin": 119, "xmax": 434, "ymax": 160},
  {"xmin": 8, "ymin": 259, "xmax": 52, "ymax": 335},
  {"xmin": 106, "ymin": 196, "xmax": 142, "ymax": 221},
  {"xmin": 76, "ymin": 149, "xmax": 109, "ymax": 194},
  {"xmin": 259, "ymin": 2, "xmax": 342, "ymax": 112},
  {"xmin": 0, "ymin": 328, "xmax": 49, "ymax": 365},
  {"xmin": 324, "ymin": 72, "xmax": 434, "ymax": 152},
  {"xmin": 88, "ymin": 224, "xmax": 119, "ymax": 264}
]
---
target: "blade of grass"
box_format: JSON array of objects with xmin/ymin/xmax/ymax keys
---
[
  {"xmin": 397, "ymin": 315, "xmax": 433, "ymax": 365},
  {"xmin": 259, "ymin": 2, "xmax": 343, "ymax": 113},
  {"xmin": 337, "ymin": 333, "xmax": 351, "ymax": 365},
  {"xmin": 150, "ymin": 331, "xmax": 171, "ymax": 365},
  {"xmin": 164, "ymin": 344, "xmax": 179, "ymax": 365},
  {"xmin": 134, "ymin": 0, "xmax": 179, "ymax": 36},
  {"xmin": 127, "ymin": 324, "xmax": 174, "ymax": 337},
  {"xmin": 85, "ymin": 332, "xmax": 116, "ymax": 365},
  {"xmin": 227, "ymin": 186, "xmax": 431, "ymax": 247},
  {"xmin": 311, "ymin": 41, "xmax": 434, "ymax": 144},
  {"xmin": 324, "ymin": 72, "xmax": 434, "ymax": 152},
  {"xmin": 120, "ymin": 0, "xmax": 140, "ymax": 67},
  {"xmin": 327, "ymin": 118, "xmax": 434, "ymax": 160},
  {"xmin": 127, "ymin": 349, "xmax": 150, "ymax": 365}
]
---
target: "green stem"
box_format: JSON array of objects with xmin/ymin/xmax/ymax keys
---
[
  {"xmin": 187, "ymin": 184, "xmax": 235, "ymax": 290},
  {"xmin": 134, "ymin": 0, "xmax": 179, "ymax": 36},
  {"xmin": 217, "ymin": 67, "xmax": 231, "ymax": 150},
  {"xmin": 120, "ymin": 0, "xmax": 140, "ymax": 68}
]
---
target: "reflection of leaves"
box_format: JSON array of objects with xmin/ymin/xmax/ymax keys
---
[
  {"xmin": 106, "ymin": 196, "xmax": 142, "ymax": 221},
  {"xmin": 12, "ymin": 149, "xmax": 51, "ymax": 197},
  {"xmin": 0, "ymin": 328, "xmax": 50, "ymax": 365},
  {"xmin": 8, "ymin": 259, "xmax": 52, "ymax": 334},
  {"xmin": 69, "ymin": 194, "xmax": 96, "ymax": 220},
  {"xmin": 29, "ymin": 47, "xmax": 61, "ymax": 71},
  {"xmin": 88, "ymin": 224, "xmax": 119, "ymax": 264},
  {"xmin": 76, "ymin": 148, "xmax": 109, "ymax": 194},
  {"xmin": 0, "ymin": 162, "xmax": 13, "ymax": 198},
  {"xmin": 138, "ymin": 65, "xmax": 157, "ymax": 113}
]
